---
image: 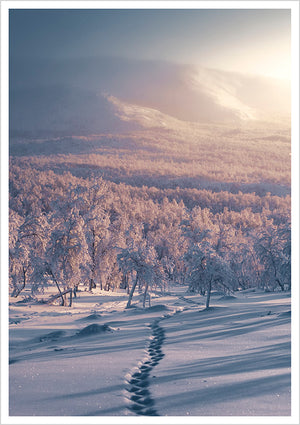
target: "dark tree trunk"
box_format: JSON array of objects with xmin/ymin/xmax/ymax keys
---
[
  {"xmin": 276, "ymin": 278, "xmax": 285, "ymax": 291},
  {"xmin": 206, "ymin": 278, "xmax": 212, "ymax": 309},
  {"xmin": 69, "ymin": 289, "xmax": 73, "ymax": 307},
  {"xmin": 89, "ymin": 278, "xmax": 96, "ymax": 291},
  {"xmin": 121, "ymin": 273, "xmax": 129, "ymax": 293},
  {"xmin": 126, "ymin": 273, "xmax": 139, "ymax": 309},
  {"xmin": 47, "ymin": 288, "xmax": 72, "ymax": 305},
  {"xmin": 49, "ymin": 269, "xmax": 65, "ymax": 306},
  {"xmin": 143, "ymin": 282, "xmax": 150, "ymax": 308},
  {"xmin": 13, "ymin": 266, "xmax": 27, "ymax": 297},
  {"xmin": 89, "ymin": 228, "xmax": 97, "ymax": 291}
]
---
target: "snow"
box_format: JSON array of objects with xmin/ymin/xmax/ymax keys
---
[
  {"xmin": 10, "ymin": 57, "xmax": 291, "ymax": 140},
  {"xmin": 8, "ymin": 286, "xmax": 291, "ymax": 420},
  {"xmin": 151, "ymin": 292, "xmax": 291, "ymax": 416}
]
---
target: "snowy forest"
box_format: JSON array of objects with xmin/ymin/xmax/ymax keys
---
[{"xmin": 9, "ymin": 123, "xmax": 291, "ymax": 309}]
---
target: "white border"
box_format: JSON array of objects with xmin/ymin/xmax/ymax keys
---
[
  {"xmin": 0, "ymin": 0, "xmax": 298, "ymax": 9},
  {"xmin": 290, "ymin": 0, "xmax": 300, "ymax": 423},
  {"xmin": 1, "ymin": 1, "xmax": 299, "ymax": 425},
  {"xmin": 1, "ymin": 1, "xmax": 10, "ymax": 424}
]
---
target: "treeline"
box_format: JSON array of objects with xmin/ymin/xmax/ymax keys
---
[
  {"xmin": 10, "ymin": 122, "xmax": 291, "ymax": 190},
  {"xmin": 9, "ymin": 162, "xmax": 291, "ymax": 308}
]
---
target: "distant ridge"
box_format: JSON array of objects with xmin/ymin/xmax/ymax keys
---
[{"xmin": 10, "ymin": 56, "xmax": 290, "ymax": 137}]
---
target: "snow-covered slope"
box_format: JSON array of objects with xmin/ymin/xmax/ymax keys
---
[
  {"xmin": 9, "ymin": 86, "xmax": 141, "ymax": 138},
  {"xmin": 106, "ymin": 95, "xmax": 188, "ymax": 130},
  {"xmin": 10, "ymin": 56, "xmax": 290, "ymax": 138},
  {"xmin": 187, "ymin": 66, "xmax": 290, "ymax": 121},
  {"xmin": 8, "ymin": 286, "xmax": 291, "ymax": 417}
]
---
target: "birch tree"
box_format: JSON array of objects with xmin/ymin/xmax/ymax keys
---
[
  {"xmin": 9, "ymin": 212, "xmax": 47, "ymax": 297},
  {"xmin": 45, "ymin": 208, "xmax": 88, "ymax": 306}
]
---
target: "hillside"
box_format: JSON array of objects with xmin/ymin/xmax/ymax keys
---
[{"xmin": 10, "ymin": 57, "xmax": 290, "ymax": 138}]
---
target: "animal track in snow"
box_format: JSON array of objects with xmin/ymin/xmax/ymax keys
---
[{"xmin": 125, "ymin": 319, "xmax": 166, "ymax": 416}]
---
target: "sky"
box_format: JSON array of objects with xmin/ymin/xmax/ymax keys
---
[{"xmin": 9, "ymin": 8, "xmax": 291, "ymax": 80}]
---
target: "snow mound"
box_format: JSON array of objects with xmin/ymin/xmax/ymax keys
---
[
  {"xmin": 76, "ymin": 323, "xmax": 112, "ymax": 337},
  {"xmin": 37, "ymin": 330, "xmax": 65, "ymax": 342},
  {"xmin": 124, "ymin": 304, "xmax": 171, "ymax": 315},
  {"xmin": 279, "ymin": 310, "xmax": 291, "ymax": 318},
  {"xmin": 241, "ymin": 288, "xmax": 257, "ymax": 293},
  {"xmin": 145, "ymin": 304, "xmax": 171, "ymax": 312},
  {"xmin": 200, "ymin": 306, "xmax": 227, "ymax": 313},
  {"xmin": 78, "ymin": 313, "xmax": 102, "ymax": 321},
  {"xmin": 9, "ymin": 317, "xmax": 29, "ymax": 325},
  {"xmin": 218, "ymin": 295, "xmax": 237, "ymax": 301},
  {"xmin": 15, "ymin": 296, "xmax": 35, "ymax": 304},
  {"xmin": 211, "ymin": 291, "xmax": 227, "ymax": 296}
]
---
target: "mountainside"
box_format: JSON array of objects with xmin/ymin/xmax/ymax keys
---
[
  {"xmin": 9, "ymin": 86, "xmax": 140, "ymax": 138},
  {"xmin": 10, "ymin": 56, "xmax": 290, "ymax": 138}
]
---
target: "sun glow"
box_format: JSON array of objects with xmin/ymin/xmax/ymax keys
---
[{"xmin": 199, "ymin": 41, "xmax": 291, "ymax": 82}]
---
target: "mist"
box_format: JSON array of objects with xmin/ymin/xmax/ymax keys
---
[{"xmin": 10, "ymin": 56, "xmax": 290, "ymax": 138}]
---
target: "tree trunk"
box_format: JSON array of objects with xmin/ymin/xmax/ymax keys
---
[
  {"xmin": 89, "ymin": 229, "xmax": 97, "ymax": 291},
  {"xmin": 276, "ymin": 278, "xmax": 285, "ymax": 291},
  {"xmin": 13, "ymin": 266, "xmax": 27, "ymax": 297},
  {"xmin": 143, "ymin": 282, "xmax": 149, "ymax": 308},
  {"xmin": 206, "ymin": 278, "xmax": 212, "ymax": 309},
  {"xmin": 69, "ymin": 289, "xmax": 73, "ymax": 307},
  {"xmin": 49, "ymin": 269, "xmax": 65, "ymax": 306},
  {"xmin": 126, "ymin": 274, "xmax": 130, "ymax": 294},
  {"xmin": 47, "ymin": 288, "xmax": 72, "ymax": 304},
  {"xmin": 126, "ymin": 273, "xmax": 139, "ymax": 309},
  {"xmin": 121, "ymin": 273, "xmax": 129, "ymax": 293},
  {"xmin": 97, "ymin": 275, "xmax": 103, "ymax": 290},
  {"xmin": 89, "ymin": 278, "xmax": 96, "ymax": 291},
  {"xmin": 271, "ymin": 254, "xmax": 285, "ymax": 291}
]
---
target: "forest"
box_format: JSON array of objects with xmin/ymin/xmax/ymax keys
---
[{"xmin": 9, "ymin": 123, "xmax": 291, "ymax": 309}]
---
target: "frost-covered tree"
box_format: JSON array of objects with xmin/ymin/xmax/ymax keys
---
[
  {"xmin": 84, "ymin": 208, "xmax": 112, "ymax": 291},
  {"xmin": 182, "ymin": 215, "xmax": 236, "ymax": 308},
  {"xmin": 254, "ymin": 223, "xmax": 291, "ymax": 291},
  {"xmin": 44, "ymin": 208, "xmax": 88, "ymax": 306},
  {"xmin": 75, "ymin": 181, "xmax": 110, "ymax": 290},
  {"xmin": 229, "ymin": 240, "xmax": 262, "ymax": 290},
  {"xmin": 9, "ymin": 212, "xmax": 47, "ymax": 297},
  {"xmin": 8, "ymin": 149, "xmax": 291, "ymax": 307},
  {"xmin": 153, "ymin": 230, "xmax": 185, "ymax": 287},
  {"xmin": 118, "ymin": 226, "xmax": 163, "ymax": 308},
  {"xmin": 185, "ymin": 239, "xmax": 236, "ymax": 308}
]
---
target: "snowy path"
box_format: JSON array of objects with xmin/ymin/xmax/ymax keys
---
[
  {"xmin": 124, "ymin": 319, "xmax": 166, "ymax": 415},
  {"xmin": 9, "ymin": 288, "xmax": 291, "ymax": 417}
]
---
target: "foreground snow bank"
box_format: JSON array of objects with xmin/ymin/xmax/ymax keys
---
[
  {"xmin": 9, "ymin": 287, "xmax": 291, "ymax": 417},
  {"xmin": 151, "ymin": 291, "xmax": 291, "ymax": 416}
]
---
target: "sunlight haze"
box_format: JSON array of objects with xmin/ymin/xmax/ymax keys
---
[{"xmin": 10, "ymin": 9, "xmax": 291, "ymax": 80}]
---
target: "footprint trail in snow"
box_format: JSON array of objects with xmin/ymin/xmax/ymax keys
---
[
  {"xmin": 124, "ymin": 296, "xmax": 196, "ymax": 415},
  {"xmin": 124, "ymin": 318, "xmax": 167, "ymax": 415}
]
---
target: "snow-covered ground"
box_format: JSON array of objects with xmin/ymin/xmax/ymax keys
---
[{"xmin": 8, "ymin": 286, "xmax": 291, "ymax": 420}]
